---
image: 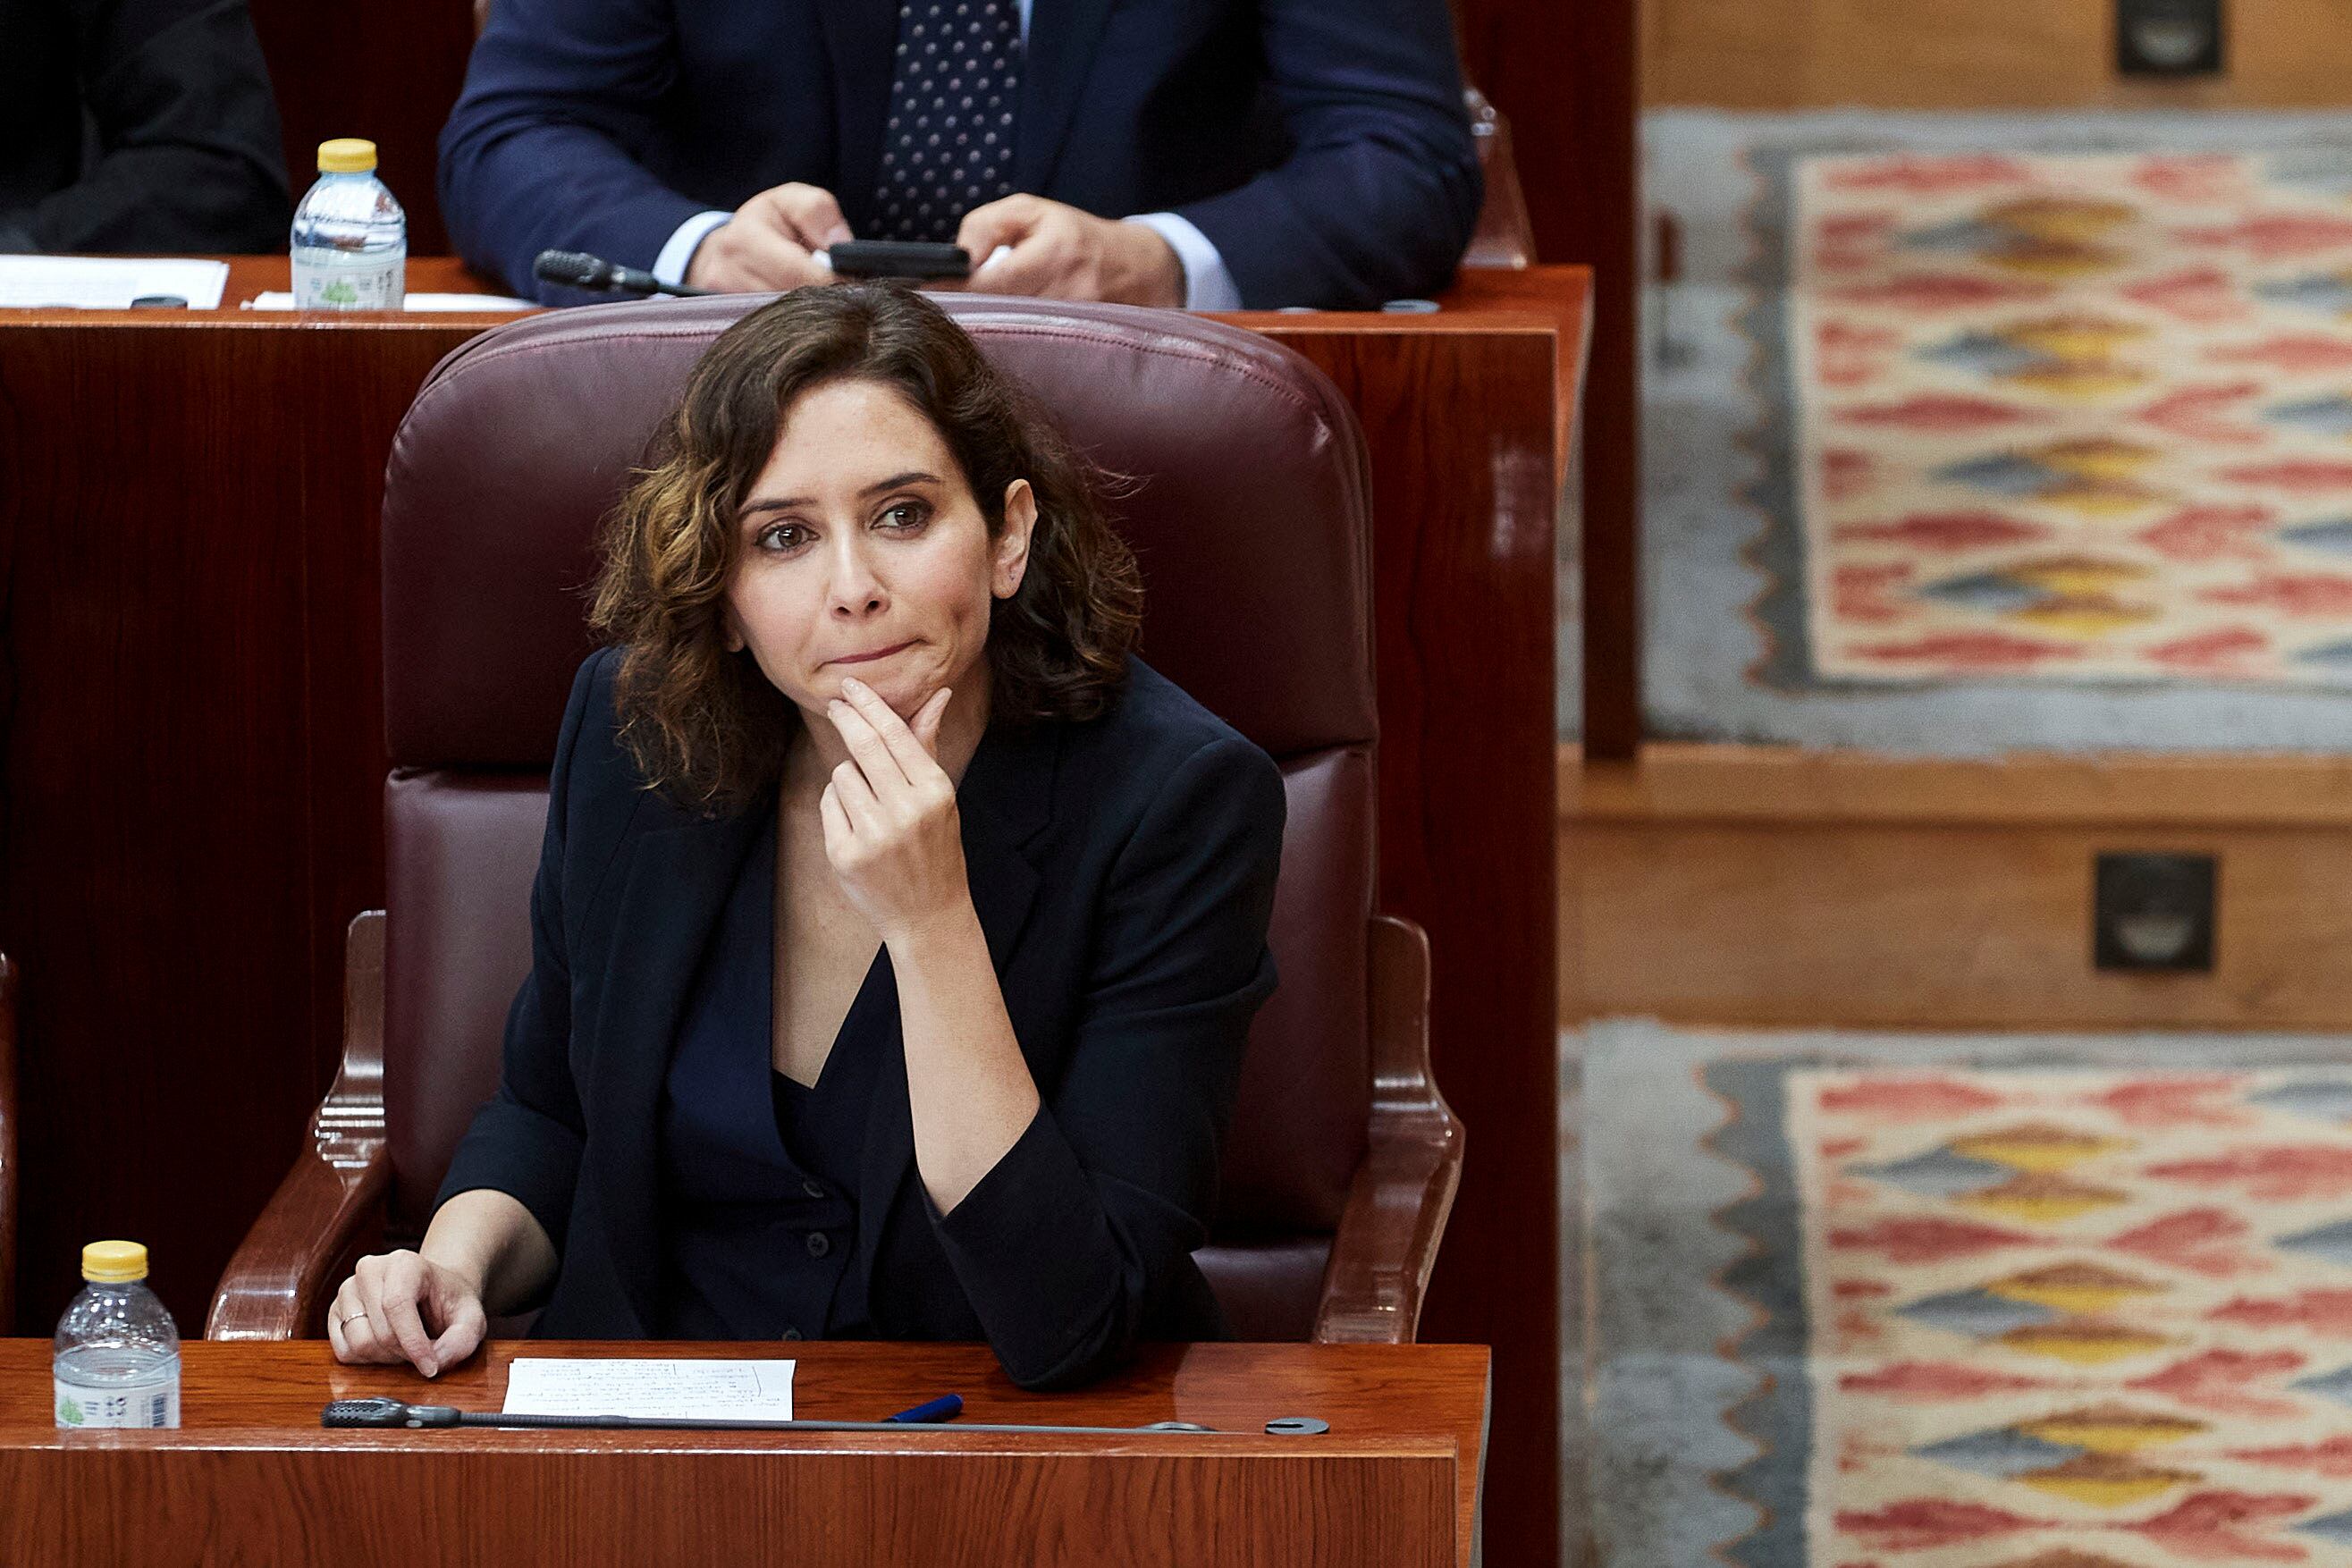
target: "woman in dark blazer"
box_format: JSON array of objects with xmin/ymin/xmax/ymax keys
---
[{"xmin": 328, "ymin": 283, "xmax": 1285, "ymax": 1390}]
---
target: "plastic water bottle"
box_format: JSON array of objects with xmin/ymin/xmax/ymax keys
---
[
  {"xmin": 54, "ymin": 1241, "xmax": 181, "ymax": 1429},
  {"xmin": 291, "ymin": 138, "xmax": 406, "ymax": 311}
]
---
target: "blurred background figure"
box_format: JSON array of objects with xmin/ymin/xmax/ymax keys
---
[
  {"xmin": 439, "ymin": 0, "xmax": 1483, "ymax": 309},
  {"xmin": 0, "ymin": 0, "xmax": 291, "ymax": 254}
]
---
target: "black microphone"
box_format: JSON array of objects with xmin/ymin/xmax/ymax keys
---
[{"xmin": 532, "ymin": 249, "xmax": 717, "ymax": 298}]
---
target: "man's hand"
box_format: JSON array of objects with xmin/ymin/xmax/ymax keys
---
[
  {"xmin": 686, "ymin": 183, "xmax": 855, "ymax": 292},
  {"xmin": 953, "ymin": 196, "xmax": 1184, "ymax": 307}
]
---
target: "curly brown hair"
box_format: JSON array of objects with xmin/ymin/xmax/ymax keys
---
[{"xmin": 588, "ymin": 284, "xmax": 1143, "ymax": 813}]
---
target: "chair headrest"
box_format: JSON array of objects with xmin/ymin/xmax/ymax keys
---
[{"xmin": 383, "ymin": 294, "xmax": 1376, "ymax": 767}]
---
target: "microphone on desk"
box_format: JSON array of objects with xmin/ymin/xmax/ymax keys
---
[{"xmin": 531, "ymin": 249, "xmax": 719, "ymax": 299}]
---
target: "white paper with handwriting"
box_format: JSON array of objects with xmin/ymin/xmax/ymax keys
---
[{"xmin": 502, "ymin": 1358, "xmax": 795, "ymax": 1420}]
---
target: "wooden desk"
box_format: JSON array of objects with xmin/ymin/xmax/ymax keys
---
[
  {"xmin": 0, "ymin": 259, "xmax": 1580, "ymax": 1568},
  {"xmin": 0, "ymin": 1339, "xmax": 1488, "ymax": 1565}
]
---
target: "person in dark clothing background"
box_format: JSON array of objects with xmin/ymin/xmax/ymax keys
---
[
  {"xmin": 440, "ymin": 0, "xmax": 1481, "ymax": 310},
  {"xmin": 1, "ymin": 0, "xmax": 291, "ymax": 253}
]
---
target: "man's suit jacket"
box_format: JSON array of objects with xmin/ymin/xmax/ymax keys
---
[
  {"xmin": 436, "ymin": 647, "xmax": 1286, "ymax": 1389},
  {"xmin": 0, "ymin": 0, "xmax": 289, "ymax": 253},
  {"xmin": 438, "ymin": 0, "xmax": 1480, "ymax": 308}
]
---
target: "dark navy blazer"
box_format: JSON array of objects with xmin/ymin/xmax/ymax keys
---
[
  {"xmin": 435, "ymin": 646, "xmax": 1286, "ymax": 1389},
  {"xmin": 437, "ymin": 0, "xmax": 1481, "ymax": 308}
]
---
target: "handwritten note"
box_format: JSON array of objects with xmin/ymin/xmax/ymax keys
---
[{"xmin": 502, "ymin": 1358, "xmax": 796, "ymax": 1421}]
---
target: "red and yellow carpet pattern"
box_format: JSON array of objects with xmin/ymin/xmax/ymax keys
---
[
  {"xmin": 1778, "ymin": 1066, "xmax": 2352, "ymax": 1564},
  {"xmin": 1790, "ymin": 150, "xmax": 2352, "ymax": 684}
]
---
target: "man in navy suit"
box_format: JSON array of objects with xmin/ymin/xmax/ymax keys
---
[{"xmin": 439, "ymin": 0, "xmax": 1481, "ymax": 309}]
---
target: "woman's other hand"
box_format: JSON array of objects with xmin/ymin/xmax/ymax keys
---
[
  {"xmin": 327, "ymin": 1250, "xmax": 487, "ymax": 1378},
  {"xmin": 821, "ymin": 677, "xmax": 971, "ymax": 941}
]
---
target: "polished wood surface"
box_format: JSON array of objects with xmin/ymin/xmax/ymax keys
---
[
  {"xmin": 0, "ymin": 1339, "xmax": 1486, "ymax": 1567},
  {"xmin": 1567, "ymin": 744, "xmax": 2352, "ymax": 1028},
  {"xmin": 1568, "ymin": 743, "xmax": 2352, "ymax": 828},
  {"xmin": 0, "ymin": 312, "xmax": 461, "ymax": 1338},
  {"xmin": 0, "ymin": 259, "xmax": 1576, "ymax": 1566},
  {"xmin": 1648, "ymin": 0, "xmax": 2352, "ymax": 107},
  {"xmin": 1316, "ymin": 916, "xmax": 1462, "ymax": 1343},
  {"xmin": 214, "ymin": 257, "xmax": 1593, "ymax": 496},
  {"xmin": 207, "ymin": 915, "xmax": 389, "ymax": 1343},
  {"xmin": 1458, "ymin": 0, "xmax": 1638, "ymax": 776},
  {"xmin": 1246, "ymin": 315, "xmax": 1560, "ymax": 1560},
  {"xmin": 1463, "ymin": 88, "xmax": 1538, "ymax": 271}
]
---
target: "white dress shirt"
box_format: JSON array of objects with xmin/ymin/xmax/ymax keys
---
[{"xmin": 651, "ymin": 0, "xmax": 1242, "ymax": 309}]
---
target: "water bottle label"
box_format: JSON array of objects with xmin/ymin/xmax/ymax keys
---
[
  {"xmin": 291, "ymin": 252, "xmax": 407, "ymax": 311},
  {"xmin": 55, "ymin": 1375, "xmax": 179, "ymax": 1429}
]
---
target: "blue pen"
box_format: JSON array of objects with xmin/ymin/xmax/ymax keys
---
[{"xmin": 883, "ymin": 1394, "xmax": 965, "ymax": 1423}]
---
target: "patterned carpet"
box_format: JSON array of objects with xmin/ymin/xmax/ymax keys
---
[
  {"xmin": 1775, "ymin": 148, "xmax": 2352, "ymax": 687},
  {"xmin": 1633, "ymin": 112, "xmax": 2352, "ymax": 751},
  {"xmin": 1580, "ymin": 1023, "xmax": 2352, "ymax": 1568}
]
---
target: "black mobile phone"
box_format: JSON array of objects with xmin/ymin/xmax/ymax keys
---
[{"xmin": 827, "ymin": 240, "xmax": 972, "ymax": 281}]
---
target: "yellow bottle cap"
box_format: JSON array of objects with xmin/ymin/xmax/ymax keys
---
[
  {"xmin": 317, "ymin": 139, "xmax": 379, "ymax": 174},
  {"xmin": 81, "ymin": 1241, "xmax": 149, "ymax": 1283}
]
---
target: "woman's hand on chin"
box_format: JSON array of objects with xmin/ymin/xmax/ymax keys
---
[{"xmin": 821, "ymin": 677, "xmax": 974, "ymax": 943}]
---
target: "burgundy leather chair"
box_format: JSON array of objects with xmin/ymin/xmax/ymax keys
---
[{"xmin": 208, "ymin": 296, "xmax": 1462, "ymax": 1347}]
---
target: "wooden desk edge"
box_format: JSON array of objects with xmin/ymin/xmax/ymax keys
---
[
  {"xmin": 1, "ymin": 307, "xmax": 1574, "ymax": 334},
  {"xmin": 0, "ymin": 258, "xmax": 1593, "ymax": 339},
  {"xmin": 7, "ymin": 1424, "xmax": 1457, "ymax": 1456}
]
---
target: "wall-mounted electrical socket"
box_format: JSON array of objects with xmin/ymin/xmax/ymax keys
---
[
  {"xmin": 2094, "ymin": 852, "xmax": 2216, "ymax": 972},
  {"xmin": 2118, "ymin": 0, "xmax": 2224, "ymax": 76}
]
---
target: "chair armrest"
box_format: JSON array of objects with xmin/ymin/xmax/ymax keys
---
[
  {"xmin": 207, "ymin": 913, "xmax": 390, "ymax": 1340},
  {"xmin": 1313, "ymin": 914, "xmax": 1464, "ymax": 1344},
  {"xmin": 0, "ymin": 951, "xmax": 17, "ymax": 1330}
]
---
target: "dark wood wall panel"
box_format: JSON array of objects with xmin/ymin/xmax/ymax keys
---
[
  {"xmin": 1274, "ymin": 331, "xmax": 1561, "ymax": 1568},
  {"xmin": 1456, "ymin": 0, "xmax": 1640, "ymax": 761},
  {"xmin": 243, "ymin": 0, "xmax": 476, "ymax": 254},
  {"xmin": 0, "ymin": 319, "xmax": 468, "ymax": 1333}
]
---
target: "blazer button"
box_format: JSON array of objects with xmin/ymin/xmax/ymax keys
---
[
  {"xmin": 781, "ymin": 1327, "xmax": 802, "ymax": 1341},
  {"xmin": 805, "ymin": 1232, "xmax": 831, "ymax": 1259},
  {"xmin": 802, "ymin": 1179, "xmax": 825, "ymax": 1198}
]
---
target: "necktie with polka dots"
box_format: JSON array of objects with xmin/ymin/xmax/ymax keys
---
[{"xmin": 871, "ymin": 0, "xmax": 1023, "ymax": 243}]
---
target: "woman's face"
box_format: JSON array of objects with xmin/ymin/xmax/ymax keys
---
[{"xmin": 721, "ymin": 376, "xmax": 1035, "ymax": 725}]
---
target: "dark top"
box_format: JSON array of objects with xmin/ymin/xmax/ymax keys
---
[
  {"xmin": 436, "ymin": 0, "xmax": 1480, "ymax": 308},
  {"xmin": 436, "ymin": 646, "xmax": 1286, "ymax": 1390},
  {"xmin": 659, "ymin": 810, "xmax": 880, "ymax": 1342},
  {"xmin": 0, "ymin": 0, "xmax": 290, "ymax": 253}
]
